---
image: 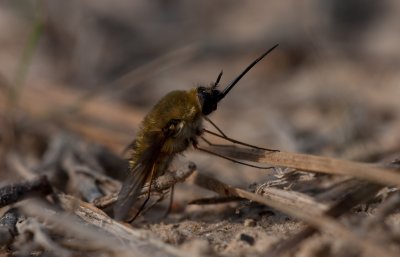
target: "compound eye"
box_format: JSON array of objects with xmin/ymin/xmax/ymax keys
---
[
  {"xmin": 197, "ymin": 86, "xmax": 206, "ymax": 93},
  {"xmin": 197, "ymin": 86, "xmax": 222, "ymax": 115}
]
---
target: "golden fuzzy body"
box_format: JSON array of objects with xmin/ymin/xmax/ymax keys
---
[
  {"xmin": 130, "ymin": 89, "xmax": 203, "ymax": 177},
  {"xmin": 114, "ymin": 44, "xmax": 279, "ymax": 221},
  {"xmin": 115, "ymin": 88, "xmax": 204, "ymax": 221}
]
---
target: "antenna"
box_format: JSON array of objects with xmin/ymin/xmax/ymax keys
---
[
  {"xmin": 213, "ymin": 70, "xmax": 223, "ymax": 88},
  {"xmin": 220, "ymin": 44, "xmax": 279, "ymax": 101}
]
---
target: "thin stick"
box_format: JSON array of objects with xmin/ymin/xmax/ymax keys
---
[
  {"xmin": 0, "ymin": 176, "xmax": 52, "ymax": 208},
  {"xmin": 19, "ymin": 198, "xmax": 187, "ymax": 257},
  {"xmin": 205, "ymin": 146, "xmax": 400, "ymax": 187},
  {"xmin": 270, "ymin": 181, "xmax": 383, "ymax": 256},
  {"xmin": 94, "ymin": 162, "xmax": 196, "ymax": 209},
  {"xmin": 189, "ymin": 171, "xmax": 397, "ymax": 257}
]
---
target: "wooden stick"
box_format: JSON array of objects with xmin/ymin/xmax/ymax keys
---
[
  {"xmin": 205, "ymin": 146, "xmax": 400, "ymax": 187},
  {"xmin": 270, "ymin": 181, "xmax": 383, "ymax": 256},
  {"xmin": 189, "ymin": 171, "xmax": 397, "ymax": 257},
  {"xmin": 19, "ymin": 197, "xmax": 187, "ymax": 257},
  {"xmin": 0, "ymin": 175, "xmax": 52, "ymax": 208},
  {"xmin": 94, "ymin": 162, "xmax": 196, "ymax": 208}
]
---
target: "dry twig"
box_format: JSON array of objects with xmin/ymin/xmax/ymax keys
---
[
  {"xmin": 189, "ymin": 170, "xmax": 398, "ymax": 257},
  {"xmin": 19, "ymin": 197, "xmax": 188, "ymax": 257},
  {"xmin": 94, "ymin": 162, "xmax": 196, "ymax": 208},
  {"xmin": 0, "ymin": 176, "xmax": 52, "ymax": 208},
  {"xmin": 206, "ymin": 145, "xmax": 400, "ymax": 187}
]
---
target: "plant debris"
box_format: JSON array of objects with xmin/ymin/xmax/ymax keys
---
[{"xmin": 1, "ymin": 2, "xmax": 400, "ymax": 256}]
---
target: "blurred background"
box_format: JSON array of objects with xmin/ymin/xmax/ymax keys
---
[{"xmin": 1, "ymin": 0, "xmax": 400, "ymax": 187}]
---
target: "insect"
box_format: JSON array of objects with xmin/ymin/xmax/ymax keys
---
[{"xmin": 114, "ymin": 44, "xmax": 279, "ymax": 221}]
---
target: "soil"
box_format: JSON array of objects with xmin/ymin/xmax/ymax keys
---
[{"xmin": 1, "ymin": 2, "xmax": 400, "ymax": 256}]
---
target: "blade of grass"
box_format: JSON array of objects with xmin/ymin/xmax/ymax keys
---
[{"xmin": 10, "ymin": 5, "xmax": 43, "ymax": 105}]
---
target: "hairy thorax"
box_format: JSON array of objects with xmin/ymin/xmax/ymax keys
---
[{"xmin": 130, "ymin": 89, "xmax": 203, "ymax": 170}]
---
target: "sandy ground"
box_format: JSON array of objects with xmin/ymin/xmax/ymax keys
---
[{"xmin": 1, "ymin": 1, "xmax": 400, "ymax": 256}]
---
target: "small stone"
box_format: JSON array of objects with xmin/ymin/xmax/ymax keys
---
[
  {"xmin": 239, "ymin": 233, "xmax": 255, "ymax": 246},
  {"xmin": 244, "ymin": 218, "xmax": 256, "ymax": 227}
]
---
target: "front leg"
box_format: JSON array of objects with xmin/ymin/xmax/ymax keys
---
[{"xmin": 190, "ymin": 137, "xmax": 199, "ymax": 148}]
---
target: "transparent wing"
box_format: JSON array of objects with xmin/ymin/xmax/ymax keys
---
[{"xmin": 114, "ymin": 133, "xmax": 166, "ymax": 221}]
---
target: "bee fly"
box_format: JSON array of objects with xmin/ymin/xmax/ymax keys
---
[{"xmin": 114, "ymin": 44, "xmax": 279, "ymax": 221}]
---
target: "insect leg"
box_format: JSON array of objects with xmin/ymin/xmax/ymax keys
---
[
  {"xmin": 200, "ymin": 135, "xmax": 244, "ymax": 150},
  {"xmin": 200, "ymin": 135, "xmax": 219, "ymax": 146},
  {"xmin": 128, "ymin": 162, "xmax": 157, "ymax": 222},
  {"xmin": 202, "ymin": 127, "xmax": 279, "ymax": 152},
  {"xmin": 212, "ymin": 70, "xmax": 223, "ymax": 89},
  {"xmin": 163, "ymin": 185, "xmax": 174, "ymax": 218},
  {"xmin": 193, "ymin": 142, "xmax": 274, "ymax": 170},
  {"xmin": 204, "ymin": 116, "xmax": 227, "ymax": 137}
]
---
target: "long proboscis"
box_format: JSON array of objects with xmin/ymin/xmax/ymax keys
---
[{"xmin": 219, "ymin": 43, "xmax": 279, "ymax": 101}]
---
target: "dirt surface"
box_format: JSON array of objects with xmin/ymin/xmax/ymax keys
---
[{"xmin": 1, "ymin": 1, "xmax": 400, "ymax": 257}]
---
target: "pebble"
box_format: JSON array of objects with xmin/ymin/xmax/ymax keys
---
[
  {"xmin": 239, "ymin": 233, "xmax": 255, "ymax": 246},
  {"xmin": 244, "ymin": 218, "xmax": 256, "ymax": 227}
]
